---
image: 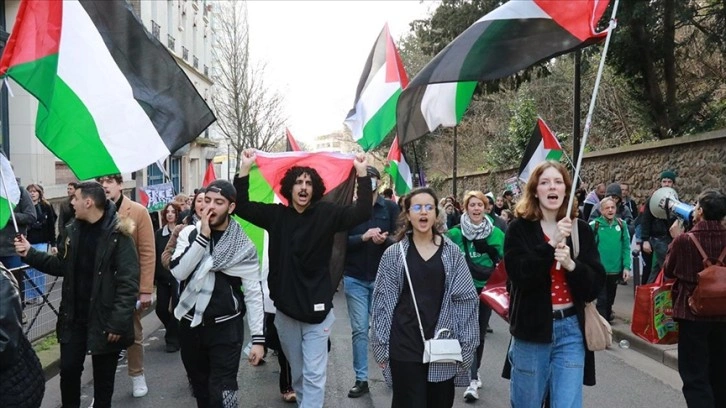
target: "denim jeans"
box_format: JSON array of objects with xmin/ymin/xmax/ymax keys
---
[
  {"xmin": 25, "ymin": 243, "xmax": 49, "ymax": 302},
  {"xmin": 275, "ymin": 310, "xmax": 335, "ymax": 408},
  {"xmin": 344, "ymin": 275, "xmax": 374, "ymax": 381},
  {"xmin": 508, "ymin": 314, "xmax": 585, "ymax": 408}
]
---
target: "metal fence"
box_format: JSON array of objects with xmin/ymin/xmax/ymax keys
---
[{"xmin": 12, "ymin": 265, "xmax": 63, "ymax": 343}]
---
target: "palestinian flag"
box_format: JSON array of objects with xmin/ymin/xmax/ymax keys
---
[
  {"xmin": 344, "ymin": 24, "xmax": 408, "ymax": 151},
  {"xmin": 0, "ymin": 153, "xmax": 20, "ymax": 229},
  {"xmin": 518, "ymin": 117, "xmax": 563, "ymax": 183},
  {"xmin": 0, "ymin": 0, "xmax": 215, "ymax": 180},
  {"xmin": 234, "ymin": 151, "xmax": 357, "ymax": 287},
  {"xmin": 285, "ymin": 128, "xmax": 302, "ymax": 152},
  {"xmin": 397, "ymin": 0, "xmax": 610, "ymax": 145},
  {"xmin": 384, "ymin": 136, "xmax": 413, "ymax": 196}
]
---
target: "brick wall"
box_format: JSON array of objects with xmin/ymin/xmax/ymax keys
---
[{"xmin": 439, "ymin": 129, "xmax": 726, "ymax": 206}]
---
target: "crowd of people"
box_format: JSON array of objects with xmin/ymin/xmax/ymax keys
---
[{"xmin": 1, "ymin": 155, "xmax": 724, "ymax": 408}]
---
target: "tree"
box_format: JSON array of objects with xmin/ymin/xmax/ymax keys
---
[
  {"xmin": 211, "ymin": 1, "xmax": 285, "ymax": 170},
  {"xmin": 608, "ymin": 0, "xmax": 726, "ymax": 138}
]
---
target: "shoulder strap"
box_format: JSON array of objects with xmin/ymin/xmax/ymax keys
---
[
  {"xmin": 461, "ymin": 236, "xmax": 473, "ymax": 260},
  {"xmin": 571, "ymin": 219, "xmax": 580, "ymax": 259},
  {"xmin": 686, "ymin": 233, "xmax": 726, "ymax": 266},
  {"xmin": 399, "ymin": 243, "xmax": 428, "ymax": 344}
]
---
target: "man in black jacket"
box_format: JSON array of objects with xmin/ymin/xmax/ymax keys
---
[
  {"xmin": 640, "ymin": 171, "xmax": 678, "ymax": 283},
  {"xmin": 343, "ymin": 166, "xmax": 399, "ymax": 398},
  {"xmin": 15, "ymin": 181, "xmax": 139, "ymax": 408},
  {"xmin": 170, "ymin": 180, "xmax": 265, "ymax": 408},
  {"xmin": 234, "ymin": 149, "xmax": 372, "ymax": 408}
]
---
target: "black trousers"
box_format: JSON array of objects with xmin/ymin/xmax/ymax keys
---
[
  {"xmin": 390, "ymin": 359, "xmax": 455, "ymax": 408},
  {"xmin": 155, "ymin": 279, "xmax": 180, "ymax": 346},
  {"xmin": 676, "ymin": 319, "xmax": 726, "ymax": 408},
  {"xmin": 179, "ymin": 316, "xmax": 244, "ymax": 408},
  {"xmin": 59, "ymin": 324, "xmax": 119, "ymax": 408},
  {"xmin": 472, "ymin": 288, "xmax": 492, "ymax": 380},
  {"xmin": 596, "ymin": 274, "xmax": 621, "ymax": 321},
  {"xmin": 264, "ymin": 313, "xmax": 293, "ymax": 393}
]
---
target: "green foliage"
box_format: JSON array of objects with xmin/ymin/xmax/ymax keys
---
[
  {"xmin": 33, "ymin": 334, "xmax": 57, "ymax": 352},
  {"xmin": 607, "ymin": 0, "xmax": 726, "ymax": 138}
]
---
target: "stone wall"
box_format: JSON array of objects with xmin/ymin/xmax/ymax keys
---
[{"xmin": 439, "ymin": 129, "xmax": 726, "ymax": 206}]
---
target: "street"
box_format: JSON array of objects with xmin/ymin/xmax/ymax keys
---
[{"xmin": 40, "ymin": 290, "xmax": 685, "ymax": 408}]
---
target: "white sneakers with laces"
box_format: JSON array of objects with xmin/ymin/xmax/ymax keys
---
[
  {"xmin": 131, "ymin": 374, "xmax": 148, "ymax": 397},
  {"xmin": 463, "ymin": 379, "xmax": 479, "ymax": 402}
]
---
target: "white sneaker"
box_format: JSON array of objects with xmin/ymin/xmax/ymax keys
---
[
  {"xmin": 131, "ymin": 374, "xmax": 148, "ymax": 397},
  {"xmin": 463, "ymin": 381, "xmax": 479, "ymax": 402},
  {"xmin": 475, "ymin": 372, "xmax": 482, "ymax": 388}
]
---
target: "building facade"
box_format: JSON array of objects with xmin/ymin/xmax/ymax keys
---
[{"xmin": 0, "ymin": 0, "xmax": 218, "ymax": 204}]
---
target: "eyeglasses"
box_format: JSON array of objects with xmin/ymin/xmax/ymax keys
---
[{"xmin": 410, "ymin": 204, "xmax": 435, "ymax": 213}]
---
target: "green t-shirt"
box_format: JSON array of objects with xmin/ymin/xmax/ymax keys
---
[{"xmin": 446, "ymin": 217, "xmax": 505, "ymax": 289}]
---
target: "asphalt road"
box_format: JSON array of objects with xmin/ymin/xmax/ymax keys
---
[{"xmin": 40, "ymin": 290, "xmax": 686, "ymax": 408}]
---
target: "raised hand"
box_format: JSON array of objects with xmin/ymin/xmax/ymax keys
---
[
  {"xmin": 238, "ymin": 149, "xmax": 257, "ymax": 176},
  {"xmin": 353, "ymin": 153, "xmax": 368, "ymax": 177}
]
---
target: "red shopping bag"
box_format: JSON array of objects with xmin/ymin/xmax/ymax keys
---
[
  {"xmin": 631, "ymin": 269, "xmax": 679, "ymax": 344},
  {"xmin": 480, "ymin": 261, "xmax": 509, "ymax": 322}
]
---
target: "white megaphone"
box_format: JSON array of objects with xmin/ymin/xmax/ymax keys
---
[{"xmin": 649, "ymin": 187, "xmax": 694, "ymax": 222}]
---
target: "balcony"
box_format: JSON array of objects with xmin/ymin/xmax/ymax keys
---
[
  {"xmin": 151, "ymin": 20, "xmax": 160, "ymax": 40},
  {"xmin": 167, "ymin": 34, "xmax": 175, "ymax": 51},
  {"xmin": 182, "ymin": 46, "xmax": 189, "ymax": 61},
  {"xmin": 193, "ymin": 56, "xmax": 199, "ymax": 69}
]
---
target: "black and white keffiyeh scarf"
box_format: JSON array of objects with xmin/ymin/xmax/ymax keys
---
[
  {"xmin": 460, "ymin": 212, "xmax": 493, "ymax": 241},
  {"xmin": 175, "ymin": 220, "xmax": 259, "ymax": 327}
]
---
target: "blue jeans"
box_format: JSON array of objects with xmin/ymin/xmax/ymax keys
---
[
  {"xmin": 508, "ymin": 314, "xmax": 585, "ymax": 408},
  {"xmin": 275, "ymin": 310, "xmax": 335, "ymax": 408},
  {"xmin": 344, "ymin": 275, "xmax": 374, "ymax": 381},
  {"xmin": 25, "ymin": 243, "xmax": 49, "ymax": 302}
]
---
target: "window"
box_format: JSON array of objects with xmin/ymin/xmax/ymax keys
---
[
  {"xmin": 182, "ymin": 46, "xmax": 189, "ymax": 61},
  {"xmin": 167, "ymin": 34, "xmax": 175, "ymax": 51},
  {"xmin": 193, "ymin": 56, "xmax": 199, "ymax": 69},
  {"xmin": 151, "ymin": 20, "xmax": 160, "ymax": 40},
  {"xmin": 204, "ymin": 65, "xmax": 208, "ymax": 77}
]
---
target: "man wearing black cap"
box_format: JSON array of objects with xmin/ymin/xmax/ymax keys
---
[
  {"xmin": 640, "ymin": 170, "xmax": 678, "ymax": 283},
  {"xmin": 169, "ymin": 179, "xmax": 265, "ymax": 407},
  {"xmin": 234, "ymin": 150, "xmax": 372, "ymax": 407},
  {"xmin": 343, "ymin": 166, "xmax": 400, "ymax": 398}
]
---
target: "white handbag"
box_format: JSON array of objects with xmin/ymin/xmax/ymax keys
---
[{"xmin": 399, "ymin": 244, "xmax": 463, "ymax": 364}]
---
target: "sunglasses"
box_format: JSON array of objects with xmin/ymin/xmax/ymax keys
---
[{"xmin": 410, "ymin": 204, "xmax": 435, "ymax": 213}]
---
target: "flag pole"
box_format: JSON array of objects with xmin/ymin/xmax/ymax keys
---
[
  {"xmin": 452, "ymin": 125, "xmax": 458, "ymax": 199},
  {"xmin": 557, "ymin": 0, "xmax": 619, "ymax": 269},
  {"xmin": 0, "ymin": 155, "xmax": 20, "ymax": 234},
  {"xmin": 565, "ymin": 0, "xmax": 619, "ymax": 220}
]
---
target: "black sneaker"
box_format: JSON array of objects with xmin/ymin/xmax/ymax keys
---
[
  {"xmin": 486, "ymin": 325, "xmax": 493, "ymax": 334},
  {"xmin": 348, "ymin": 380, "xmax": 369, "ymax": 398}
]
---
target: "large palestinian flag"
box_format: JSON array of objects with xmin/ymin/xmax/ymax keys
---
[
  {"xmin": 234, "ymin": 151, "xmax": 357, "ymax": 288},
  {"xmin": 518, "ymin": 117, "xmax": 563, "ymax": 183},
  {"xmin": 0, "ymin": 0, "xmax": 215, "ymax": 180},
  {"xmin": 397, "ymin": 0, "xmax": 610, "ymax": 145},
  {"xmin": 344, "ymin": 24, "xmax": 409, "ymax": 151},
  {"xmin": 384, "ymin": 136, "xmax": 413, "ymax": 196}
]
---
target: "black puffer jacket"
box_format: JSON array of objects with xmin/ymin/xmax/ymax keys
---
[
  {"xmin": 23, "ymin": 202, "xmax": 139, "ymax": 354},
  {"xmin": 0, "ymin": 268, "xmax": 44, "ymax": 408}
]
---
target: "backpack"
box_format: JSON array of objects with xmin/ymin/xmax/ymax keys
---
[{"xmin": 686, "ymin": 233, "xmax": 726, "ymax": 317}]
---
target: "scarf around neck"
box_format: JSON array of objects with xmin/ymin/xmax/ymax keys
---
[
  {"xmin": 174, "ymin": 219, "xmax": 259, "ymax": 327},
  {"xmin": 460, "ymin": 212, "xmax": 493, "ymax": 241}
]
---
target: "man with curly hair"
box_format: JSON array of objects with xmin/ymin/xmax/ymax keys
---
[{"xmin": 234, "ymin": 150, "xmax": 372, "ymax": 408}]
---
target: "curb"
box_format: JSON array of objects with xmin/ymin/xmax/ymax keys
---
[
  {"xmin": 610, "ymin": 318, "xmax": 678, "ymax": 371},
  {"xmin": 39, "ymin": 304, "xmax": 157, "ymax": 380}
]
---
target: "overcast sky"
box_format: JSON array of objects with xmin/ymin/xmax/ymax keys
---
[{"xmin": 246, "ymin": 1, "xmax": 439, "ymax": 143}]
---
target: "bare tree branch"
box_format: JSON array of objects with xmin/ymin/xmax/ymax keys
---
[{"xmin": 211, "ymin": 1, "xmax": 286, "ymax": 170}]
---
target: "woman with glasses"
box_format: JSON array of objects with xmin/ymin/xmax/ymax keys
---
[
  {"xmin": 503, "ymin": 161, "xmax": 605, "ymax": 408},
  {"xmin": 372, "ymin": 188, "xmax": 479, "ymax": 408},
  {"xmin": 446, "ymin": 190, "xmax": 504, "ymax": 402}
]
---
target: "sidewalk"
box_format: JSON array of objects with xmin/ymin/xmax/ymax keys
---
[{"xmin": 610, "ymin": 280, "xmax": 678, "ymax": 370}]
